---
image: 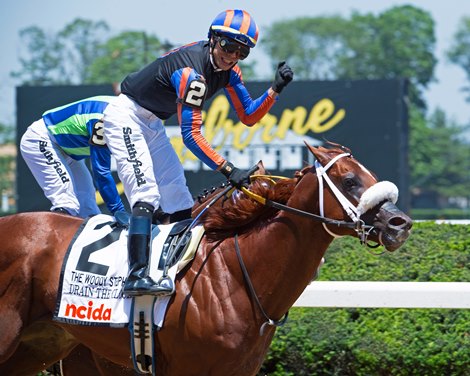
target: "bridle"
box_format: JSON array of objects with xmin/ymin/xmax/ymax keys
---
[
  {"xmin": 191, "ymin": 152, "xmax": 399, "ymax": 335},
  {"xmin": 314, "ymin": 152, "xmax": 376, "ymax": 244},
  {"xmin": 242, "ymin": 152, "xmax": 389, "ymax": 246}
]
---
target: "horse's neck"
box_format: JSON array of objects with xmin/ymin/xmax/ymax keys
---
[{"xmin": 237, "ymin": 173, "xmax": 332, "ymax": 317}]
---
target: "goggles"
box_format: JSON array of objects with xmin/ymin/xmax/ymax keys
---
[{"xmin": 215, "ymin": 35, "xmax": 250, "ymax": 60}]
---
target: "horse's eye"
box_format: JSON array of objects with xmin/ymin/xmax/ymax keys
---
[{"xmin": 343, "ymin": 177, "xmax": 356, "ymax": 190}]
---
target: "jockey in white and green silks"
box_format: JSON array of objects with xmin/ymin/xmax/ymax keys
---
[{"xmin": 20, "ymin": 95, "xmax": 125, "ymax": 218}]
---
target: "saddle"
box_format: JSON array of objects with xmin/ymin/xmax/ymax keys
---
[
  {"xmin": 114, "ymin": 211, "xmax": 192, "ymax": 272},
  {"xmin": 157, "ymin": 218, "xmax": 193, "ymax": 271}
]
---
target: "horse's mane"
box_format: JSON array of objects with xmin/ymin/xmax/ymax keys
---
[
  {"xmin": 198, "ymin": 142, "xmax": 352, "ymax": 241},
  {"xmin": 200, "ymin": 174, "xmax": 300, "ymax": 241}
]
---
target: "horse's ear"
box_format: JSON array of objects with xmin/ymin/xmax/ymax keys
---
[
  {"xmin": 304, "ymin": 141, "xmax": 327, "ymax": 162},
  {"xmin": 304, "ymin": 141, "xmax": 316, "ymax": 155},
  {"xmin": 304, "ymin": 141, "xmax": 322, "ymax": 159},
  {"xmin": 255, "ymin": 160, "xmax": 267, "ymax": 175}
]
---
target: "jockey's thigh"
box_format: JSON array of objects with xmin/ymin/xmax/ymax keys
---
[
  {"xmin": 19, "ymin": 119, "xmax": 80, "ymax": 215},
  {"xmin": 102, "ymin": 94, "xmax": 160, "ymax": 209},
  {"xmin": 145, "ymin": 120, "xmax": 194, "ymax": 214},
  {"xmin": 68, "ymin": 160, "xmax": 101, "ymax": 218}
]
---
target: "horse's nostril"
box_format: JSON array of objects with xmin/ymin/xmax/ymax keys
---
[{"xmin": 388, "ymin": 216, "xmax": 411, "ymax": 229}]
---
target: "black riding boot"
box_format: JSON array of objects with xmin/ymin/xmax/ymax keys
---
[{"xmin": 123, "ymin": 203, "xmax": 162, "ymax": 296}]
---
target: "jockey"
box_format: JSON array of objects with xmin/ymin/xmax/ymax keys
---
[
  {"xmin": 102, "ymin": 9, "xmax": 294, "ymax": 296},
  {"xmin": 20, "ymin": 96, "xmax": 125, "ymax": 218}
]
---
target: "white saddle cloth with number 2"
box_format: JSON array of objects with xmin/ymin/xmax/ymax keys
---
[{"xmin": 53, "ymin": 214, "xmax": 204, "ymax": 327}]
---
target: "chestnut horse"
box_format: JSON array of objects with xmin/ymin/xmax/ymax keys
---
[{"xmin": 0, "ymin": 143, "xmax": 412, "ymax": 375}]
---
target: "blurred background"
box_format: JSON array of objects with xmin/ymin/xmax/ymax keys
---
[
  {"xmin": 3, "ymin": 2, "xmax": 470, "ymax": 375},
  {"xmin": 1, "ymin": 0, "xmax": 470, "ymax": 219}
]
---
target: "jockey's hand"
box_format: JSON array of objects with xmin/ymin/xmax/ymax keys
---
[
  {"xmin": 272, "ymin": 61, "xmax": 294, "ymax": 94},
  {"xmin": 113, "ymin": 210, "xmax": 130, "ymax": 227},
  {"xmin": 220, "ymin": 161, "xmax": 251, "ymax": 189}
]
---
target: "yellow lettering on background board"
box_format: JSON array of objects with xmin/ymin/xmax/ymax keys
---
[{"xmin": 172, "ymin": 95, "xmax": 345, "ymax": 161}]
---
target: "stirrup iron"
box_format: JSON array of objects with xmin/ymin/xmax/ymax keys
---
[{"xmin": 153, "ymin": 275, "xmax": 175, "ymax": 296}]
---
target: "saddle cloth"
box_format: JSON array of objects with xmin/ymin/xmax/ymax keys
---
[{"xmin": 53, "ymin": 214, "xmax": 204, "ymax": 327}]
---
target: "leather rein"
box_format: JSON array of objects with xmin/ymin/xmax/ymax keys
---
[
  {"xmin": 242, "ymin": 153, "xmax": 377, "ymax": 244},
  {"xmin": 193, "ymin": 153, "xmax": 384, "ymax": 336},
  {"xmin": 234, "ymin": 152, "xmax": 384, "ymax": 335}
]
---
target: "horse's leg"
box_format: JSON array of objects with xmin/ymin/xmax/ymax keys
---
[
  {"xmin": 0, "ymin": 321, "xmax": 78, "ymax": 375},
  {"xmin": 91, "ymin": 350, "xmax": 135, "ymax": 376},
  {"xmin": 59, "ymin": 345, "xmax": 134, "ymax": 376},
  {"xmin": 0, "ymin": 303, "xmax": 23, "ymax": 364},
  {"xmin": 0, "ymin": 247, "xmax": 34, "ymax": 364}
]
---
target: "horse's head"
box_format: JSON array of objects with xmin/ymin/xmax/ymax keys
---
[{"xmin": 306, "ymin": 142, "xmax": 412, "ymax": 252}]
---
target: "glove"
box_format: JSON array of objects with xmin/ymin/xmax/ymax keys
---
[
  {"xmin": 220, "ymin": 161, "xmax": 251, "ymax": 189},
  {"xmin": 113, "ymin": 210, "xmax": 130, "ymax": 227},
  {"xmin": 271, "ymin": 61, "xmax": 294, "ymax": 94}
]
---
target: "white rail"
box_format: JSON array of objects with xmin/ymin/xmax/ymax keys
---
[{"xmin": 294, "ymin": 282, "xmax": 470, "ymax": 309}]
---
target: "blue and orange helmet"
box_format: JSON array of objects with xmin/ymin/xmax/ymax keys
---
[{"xmin": 208, "ymin": 9, "xmax": 259, "ymax": 48}]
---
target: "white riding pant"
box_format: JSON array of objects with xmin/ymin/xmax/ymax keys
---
[
  {"xmin": 20, "ymin": 119, "xmax": 100, "ymax": 217},
  {"xmin": 102, "ymin": 94, "xmax": 194, "ymax": 214}
]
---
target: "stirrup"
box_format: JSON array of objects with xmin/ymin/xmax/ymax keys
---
[
  {"xmin": 153, "ymin": 276, "xmax": 175, "ymax": 296},
  {"xmin": 123, "ymin": 276, "xmax": 159, "ymax": 297}
]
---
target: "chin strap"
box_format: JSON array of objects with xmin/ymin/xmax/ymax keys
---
[{"xmin": 209, "ymin": 38, "xmax": 224, "ymax": 71}]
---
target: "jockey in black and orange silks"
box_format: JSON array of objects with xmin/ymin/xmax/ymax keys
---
[{"xmin": 102, "ymin": 9, "xmax": 294, "ymax": 296}]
